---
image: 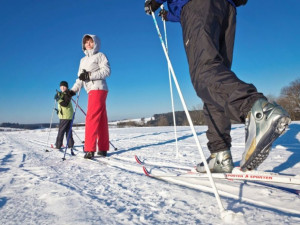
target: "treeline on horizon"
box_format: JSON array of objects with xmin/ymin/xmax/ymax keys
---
[
  {"xmin": 2, "ymin": 78, "xmax": 299, "ymax": 130},
  {"xmin": 0, "ymin": 123, "xmax": 85, "ymax": 131},
  {"xmin": 116, "ymin": 110, "xmax": 205, "ymax": 128},
  {"xmin": 117, "ymin": 78, "xmax": 300, "ymax": 127}
]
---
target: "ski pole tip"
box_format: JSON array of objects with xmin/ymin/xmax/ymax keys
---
[{"xmin": 221, "ymin": 210, "xmax": 245, "ymax": 223}]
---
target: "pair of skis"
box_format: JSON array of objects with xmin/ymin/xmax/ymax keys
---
[
  {"xmin": 45, "ymin": 144, "xmax": 80, "ymax": 156},
  {"xmin": 134, "ymin": 155, "xmax": 300, "ymax": 195}
]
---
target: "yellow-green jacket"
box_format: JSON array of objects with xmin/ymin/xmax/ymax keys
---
[{"xmin": 56, "ymin": 91, "xmax": 74, "ymax": 120}]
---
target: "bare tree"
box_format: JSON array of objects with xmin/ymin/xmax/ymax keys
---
[
  {"xmin": 277, "ymin": 78, "xmax": 300, "ymax": 120},
  {"xmin": 157, "ymin": 116, "xmax": 169, "ymax": 126}
]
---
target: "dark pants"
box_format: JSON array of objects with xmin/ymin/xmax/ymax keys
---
[
  {"xmin": 55, "ymin": 119, "xmax": 74, "ymax": 149},
  {"xmin": 181, "ymin": 0, "xmax": 265, "ymax": 153}
]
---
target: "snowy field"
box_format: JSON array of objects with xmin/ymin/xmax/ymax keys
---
[{"xmin": 1, "ymin": 122, "xmax": 300, "ymax": 224}]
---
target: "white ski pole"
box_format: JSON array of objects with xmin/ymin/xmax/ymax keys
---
[
  {"xmin": 72, "ymin": 128, "xmax": 84, "ymax": 144},
  {"xmin": 45, "ymin": 99, "xmax": 57, "ymax": 151},
  {"xmin": 151, "ymin": 11, "xmax": 228, "ymax": 217},
  {"xmin": 160, "ymin": 5, "xmax": 179, "ymax": 158}
]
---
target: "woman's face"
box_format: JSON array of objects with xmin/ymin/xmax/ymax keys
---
[{"xmin": 85, "ymin": 39, "xmax": 94, "ymax": 50}]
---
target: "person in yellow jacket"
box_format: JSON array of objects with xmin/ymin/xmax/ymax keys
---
[{"xmin": 54, "ymin": 81, "xmax": 75, "ymax": 149}]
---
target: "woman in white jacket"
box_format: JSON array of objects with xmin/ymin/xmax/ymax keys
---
[{"xmin": 71, "ymin": 34, "xmax": 111, "ymax": 159}]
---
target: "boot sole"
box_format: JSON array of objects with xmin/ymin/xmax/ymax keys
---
[{"xmin": 241, "ymin": 116, "xmax": 291, "ymax": 171}]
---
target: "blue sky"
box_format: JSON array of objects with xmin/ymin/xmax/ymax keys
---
[{"xmin": 0, "ymin": 0, "xmax": 299, "ymax": 124}]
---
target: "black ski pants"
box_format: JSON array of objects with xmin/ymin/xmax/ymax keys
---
[
  {"xmin": 55, "ymin": 119, "xmax": 74, "ymax": 149},
  {"xmin": 181, "ymin": 0, "xmax": 265, "ymax": 153}
]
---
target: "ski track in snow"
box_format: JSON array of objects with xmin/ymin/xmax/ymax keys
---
[{"xmin": 0, "ymin": 123, "xmax": 300, "ymax": 224}]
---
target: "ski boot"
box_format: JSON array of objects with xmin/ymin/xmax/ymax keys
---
[
  {"xmin": 97, "ymin": 151, "xmax": 107, "ymax": 157},
  {"xmin": 196, "ymin": 150, "xmax": 234, "ymax": 173},
  {"xmin": 84, "ymin": 151, "xmax": 95, "ymax": 159},
  {"xmin": 70, "ymin": 148, "xmax": 75, "ymax": 156},
  {"xmin": 240, "ymin": 98, "xmax": 291, "ymax": 171}
]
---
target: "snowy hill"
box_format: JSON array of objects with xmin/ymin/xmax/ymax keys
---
[
  {"xmin": 108, "ymin": 117, "xmax": 154, "ymax": 127},
  {"xmin": 1, "ymin": 122, "xmax": 300, "ymax": 224}
]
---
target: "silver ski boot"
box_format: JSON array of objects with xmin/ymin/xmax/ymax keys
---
[
  {"xmin": 196, "ymin": 150, "xmax": 234, "ymax": 173},
  {"xmin": 240, "ymin": 98, "xmax": 291, "ymax": 171}
]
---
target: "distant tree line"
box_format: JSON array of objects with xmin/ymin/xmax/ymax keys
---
[
  {"xmin": 2, "ymin": 79, "xmax": 299, "ymax": 129},
  {"xmin": 117, "ymin": 78, "xmax": 300, "ymax": 127},
  {"xmin": 116, "ymin": 121, "xmax": 145, "ymax": 128},
  {"xmin": 147, "ymin": 110, "xmax": 205, "ymax": 126},
  {"xmin": 116, "ymin": 110, "xmax": 205, "ymax": 128},
  {"xmin": 0, "ymin": 123, "xmax": 54, "ymax": 130},
  {"xmin": 0, "ymin": 123, "xmax": 85, "ymax": 130}
]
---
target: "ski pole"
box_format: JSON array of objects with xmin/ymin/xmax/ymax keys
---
[
  {"xmin": 150, "ymin": 11, "xmax": 227, "ymax": 217},
  {"xmin": 108, "ymin": 141, "xmax": 118, "ymax": 151},
  {"xmin": 72, "ymin": 128, "xmax": 84, "ymax": 144},
  {"xmin": 71, "ymin": 98, "xmax": 86, "ymax": 116},
  {"xmin": 160, "ymin": 5, "xmax": 179, "ymax": 158},
  {"xmin": 45, "ymin": 99, "xmax": 57, "ymax": 152},
  {"xmin": 62, "ymin": 87, "xmax": 82, "ymax": 160},
  {"xmin": 71, "ymin": 98, "xmax": 118, "ymax": 151}
]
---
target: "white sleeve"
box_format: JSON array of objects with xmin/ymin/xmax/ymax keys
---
[
  {"xmin": 90, "ymin": 53, "xmax": 111, "ymax": 80},
  {"xmin": 71, "ymin": 78, "xmax": 83, "ymax": 93}
]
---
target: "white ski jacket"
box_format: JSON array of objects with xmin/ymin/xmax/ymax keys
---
[{"xmin": 71, "ymin": 34, "xmax": 111, "ymax": 93}]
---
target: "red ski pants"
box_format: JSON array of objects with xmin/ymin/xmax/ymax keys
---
[{"xmin": 84, "ymin": 90, "xmax": 109, "ymax": 152}]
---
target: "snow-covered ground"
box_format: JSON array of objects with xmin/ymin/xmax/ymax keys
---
[{"xmin": 1, "ymin": 122, "xmax": 300, "ymax": 224}]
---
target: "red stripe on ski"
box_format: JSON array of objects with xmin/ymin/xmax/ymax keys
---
[
  {"xmin": 142, "ymin": 166, "xmax": 151, "ymax": 176},
  {"xmin": 135, "ymin": 155, "xmax": 143, "ymax": 165}
]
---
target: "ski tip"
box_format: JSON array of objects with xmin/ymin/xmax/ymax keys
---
[
  {"xmin": 142, "ymin": 166, "xmax": 151, "ymax": 177},
  {"xmin": 135, "ymin": 155, "xmax": 142, "ymax": 164}
]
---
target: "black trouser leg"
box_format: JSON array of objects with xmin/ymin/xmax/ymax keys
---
[
  {"xmin": 204, "ymin": 103, "xmax": 232, "ymax": 153},
  {"xmin": 56, "ymin": 119, "xmax": 74, "ymax": 148},
  {"xmin": 65, "ymin": 120, "xmax": 74, "ymax": 148},
  {"xmin": 56, "ymin": 120, "xmax": 68, "ymax": 148},
  {"xmin": 181, "ymin": 0, "xmax": 265, "ymax": 152}
]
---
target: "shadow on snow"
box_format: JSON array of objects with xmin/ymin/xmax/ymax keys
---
[{"xmin": 271, "ymin": 123, "xmax": 300, "ymax": 173}]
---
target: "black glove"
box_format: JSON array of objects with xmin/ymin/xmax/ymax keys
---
[
  {"xmin": 144, "ymin": 0, "xmax": 162, "ymax": 15},
  {"xmin": 158, "ymin": 9, "xmax": 168, "ymax": 21},
  {"xmin": 59, "ymin": 93, "xmax": 72, "ymax": 107},
  {"xmin": 68, "ymin": 90, "xmax": 76, "ymax": 96},
  {"xmin": 55, "ymin": 108, "xmax": 59, "ymax": 114},
  {"xmin": 79, "ymin": 69, "xmax": 90, "ymax": 81},
  {"xmin": 233, "ymin": 0, "xmax": 248, "ymax": 7}
]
